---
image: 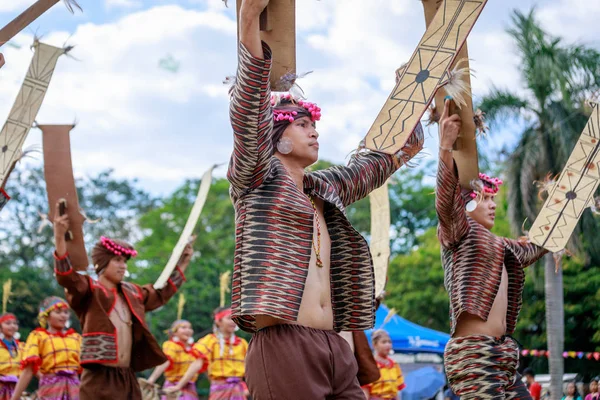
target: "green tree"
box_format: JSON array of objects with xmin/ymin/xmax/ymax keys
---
[
  {"xmin": 0, "ymin": 165, "xmax": 155, "ymax": 336},
  {"xmin": 479, "ymin": 9, "xmax": 600, "ymax": 396}
]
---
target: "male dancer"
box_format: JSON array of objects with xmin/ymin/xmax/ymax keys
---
[
  {"xmin": 436, "ymin": 100, "xmax": 547, "ymax": 398},
  {"xmin": 52, "ymin": 201, "xmax": 193, "ymax": 400},
  {"xmin": 229, "ymin": 1, "xmax": 424, "ymax": 398}
]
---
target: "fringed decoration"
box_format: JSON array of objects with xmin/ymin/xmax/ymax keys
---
[
  {"xmin": 426, "ymin": 105, "xmax": 440, "ymax": 126},
  {"xmin": 473, "ymin": 108, "xmax": 489, "ymax": 138},
  {"xmin": 443, "ymin": 58, "xmax": 471, "ymax": 109},
  {"xmin": 534, "ymin": 173, "xmax": 559, "ymax": 201},
  {"xmin": 219, "ymin": 271, "xmax": 231, "ymax": 308},
  {"xmin": 275, "ymin": 71, "xmax": 313, "ymax": 97},
  {"xmin": 2, "ymin": 280, "xmax": 12, "ymax": 315},
  {"xmin": 62, "ymin": 0, "xmax": 82, "ymax": 13},
  {"xmin": 177, "ymin": 293, "xmax": 185, "ymax": 321}
]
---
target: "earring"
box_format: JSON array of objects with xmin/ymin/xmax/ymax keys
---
[
  {"xmin": 276, "ymin": 138, "xmax": 293, "ymax": 155},
  {"xmin": 465, "ymin": 200, "xmax": 478, "ymax": 212}
]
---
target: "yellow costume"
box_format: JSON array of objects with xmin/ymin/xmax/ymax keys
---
[
  {"xmin": 193, "ymin": 333, "xmax": 247, "ymax": 381},
  {"xmin": 22, "ymin": 328, "xmax": 81, "ymax": 374},
  {"xmin": 163, "ymin": 339, "xmax": 202, "ymax": 383},
  {"xmin": 0, "ymin": 340, "xmax": 23, "ymax": 377},
  {"xmin": 365, "ymin": 357, "xmax": 405, "ymax": 400}
]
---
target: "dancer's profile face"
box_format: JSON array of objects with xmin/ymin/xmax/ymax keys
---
[
  {"xmin": 467, "ymin": 193, "xmax": 496, "ymax": 230},
  {"xmin": 591, "ymin": 381, "xmax": 598, "ymax": 393},
  {"xmin": 216, "ymin": 315, "xmax": 237, "ymax": 335},
  {"xmin": 279, "ymin": 116, "xmax": 319, "ymax": 167},
  {"xmin": 374, "ymin": 336, "xmax": 392, "ymax": 357},
  {"xmin": 48, "ymin": 308, "xmax": 70, "ymax": 331},
  {"xmin": 103, "ymin": 255, "xmax": 128, "ymax": 284},
  {"xmin": 175, "ymin": 321, "xmax": 193, "ymax": 342},
  {"xmin": 0, "ymin": 319, "xmax": 18, "ymax": 338}
]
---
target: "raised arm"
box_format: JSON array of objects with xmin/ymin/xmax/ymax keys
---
[
  {"xmin": 310, "ymin": 123, "xmax": 424, "ymax": 207},
  {"xmin": 52, "ymin": 202, "xmax": 91, "ymax": 314},
  {"xmin": 141, "ymin": 244, "xmax": 193, "ymax": 312},
  {"xmin": 227, "ymin": 0, "xmax": 274, "ymax": 196},
  {"xmin": 503, "ymin": 238, "xmax": 548, "ymax": 268},
  {"xmin": 164, "ymin": 358, "xmax": 205, "ymax": 394},
  {"xmin": 436, "ymin": 100, "xmax": 470, "ymax": 248}
]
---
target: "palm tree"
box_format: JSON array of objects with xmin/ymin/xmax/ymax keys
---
[{"xmin": 478, "ymin": 9, "xmax": 600, "ymax": 399}]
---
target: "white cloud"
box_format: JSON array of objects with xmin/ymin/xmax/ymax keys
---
[{"xmin": 1, "ymin": 0, "xmax": 598, "ymax": 196}]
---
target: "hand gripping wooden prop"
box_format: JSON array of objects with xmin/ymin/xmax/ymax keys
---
[
  {"xmin": 529, "ymin": 104, "xmax": 600, "ymax": 252},
  {"xmin": 422, "ymin": 0, "xmax": 479, "ymax": 187},
  {"xmin": 236, "ymin": 0, "xmax": 296, "ymax": 91},
  {"xmin": 370, "ymin": 181, "xmax": 391, "ymax": 299},
  {"xmin": 41, "ymin": 124, "xmax": 89, "ymax": 271},
  {"xmin": 154, "ymin": 166, "xmax": 216, "ymax": 289},
  {"xmin": 364, "ymin": 0, "xmax": 487, "ymax": 157},
  {"xmin": 0, "ymin": 41, "xmax": 68, "ymax": 212},
  {"xmin": 0, "ymin": 0, "xmax": 81, "ymax": 68}
]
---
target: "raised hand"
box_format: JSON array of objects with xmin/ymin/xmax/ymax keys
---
[
  {"xmin": 439, "ymin": 99, "xmax": 462, "ymax": 149},
  {"xmin": 53, "ymin": 200, "xmax": 70, "ymax": 256},
  {"xmin": 240, "ymin": 0, "xmax": 270, "ymax": 17}
]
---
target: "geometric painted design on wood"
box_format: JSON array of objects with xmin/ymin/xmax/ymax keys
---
[
  {"xmin": 0, "ymin": 41, "xmax": 65, "ymax": 187},
  {"xmin": 365, "ymin": 0, "xmax": 487, "ymax": 154},
  {"xmin": 530, "ymin": 103, "xmax": 600, "ymax": 252}
]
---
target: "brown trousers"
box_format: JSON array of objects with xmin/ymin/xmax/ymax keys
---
[
  {"xmin": 80, "ymin": 364, "xmax": 142, "ymax": 400},
  {"xmin": 246, "ymin": 324, "xmax": 365, "ymax": 400}
]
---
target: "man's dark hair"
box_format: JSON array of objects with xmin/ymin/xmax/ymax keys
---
[{"xmin": 523, "ymin": 368, "xmax": 535, "ymax": 378}]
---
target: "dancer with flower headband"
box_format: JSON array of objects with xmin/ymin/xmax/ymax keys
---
[
  {"xmin": 436, "ymin": 99, "xmax": 547, "ymax": 399},
  {"xmin": 362, "ymin": 330, "xmax": 405, "ymax": 400},
  {"xmin": 145, "ymin": 319, "xmax": 201, "ymax": 399},
  {"xmin": 11, "ymin": 297, "xmax": 81, "ymax": 400},
  {"xmin": 229, "ymin": 1, "xmax": 424, "ymax": 398},
  {"xmin": 165, "ymin": 307, "xmax": 249, "ymax": 400},
  {"xmin": 51, "ymin": 201, "xmax": 194, "ymax": 400}
]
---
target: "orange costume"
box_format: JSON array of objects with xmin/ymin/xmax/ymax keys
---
[
  {"xmin": 364, "ymin": 357, "xmax": 405, "ymax": 400},
  {"xmin": 194, "ymin": 333, "xmax": 248, "ymax": 400}
]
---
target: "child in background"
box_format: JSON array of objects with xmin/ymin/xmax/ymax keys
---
[{"xmin": 363, "ymin": 330, "xmax": 405, "ymax": 400}]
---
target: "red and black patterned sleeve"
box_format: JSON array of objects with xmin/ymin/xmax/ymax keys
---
[
  {"xmin": 311, "ymin": 124, "xmax": 424, "ymax": 207},
  {"xmin": 503, "ymin": 239, "xmax": 548, "ymax": 268},
  {"xmin": 436, "ymin": 158, "xmax": 470, "ymax": 248},
  {"xmin": 0, "ymin": 188, "xmax": 9, "ymax": 212},
  {"xmin": 227, "ymin": 41, "xmax": 274, "ymax": 196}
]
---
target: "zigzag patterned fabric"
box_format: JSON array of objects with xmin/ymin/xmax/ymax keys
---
[
  {"xmin": 436, "ymin": 159, "xmax": 547, "ymax": 336},
  {"xmin": 444, "ymin": 335, "xmax": 532, "ymax": 399},
  {"xmin": 227, "ymin": 42, "xmax": 424, "ymax": 333}
]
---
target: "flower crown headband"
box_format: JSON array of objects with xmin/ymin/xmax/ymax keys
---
[
  {"xmin": 468, "ymin": 173, "xmax": 503, "ymax": 199},
  {"xmin": 100, "ymin": 236, "xmax": 138, "ymax": 258},
  {"xmin": 271, "ymin": 93, "xmax": 322, "ymax": 123}
]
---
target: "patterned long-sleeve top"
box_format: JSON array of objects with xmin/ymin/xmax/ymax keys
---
[
  {"xmin": 21, "ymin": 328, "xmax": 81, "ymax": 375},
  {"xmin": 54, "ymin": 252, "xmax": 186, "ymax": 372},
  {"xmin": 227, "ymin": 42, "xmax": 424, "ymax": 333},
  {"xmin": 436, "ymin": 159, "xmax": 548, "ymax": 335}
]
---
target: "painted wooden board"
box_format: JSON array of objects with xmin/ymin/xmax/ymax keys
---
[
  {"xmin": 423, "ymin": 0, "xmax": 479, "ymax": 188},
  {"xmin": 154, "ymin": 166, "xmax": 215, "ymax": 289},
  {"xmin": 41, "ymin": 124, "xmax": 89, "ymax": 271},
  {"xmin": 370, "ymin": 181, "xmax": 391, "ymax": 299},
  {"xmin": 0, "ymin": 41, "xmax": 66, "ymax": 189},
  {"xmin": 364, "ymin": 0, "xmax": 487, "ymax": 155},
  {"xmin": 529, "ymin": 103, "xmax": 600, "ymax": 252},
  {"xmin": 236, "ymin": 0, "xmax": 296, "ymax": 91}
]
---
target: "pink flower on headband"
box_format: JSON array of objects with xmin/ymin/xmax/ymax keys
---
[
  {"xmin": 479, "ymin": 173, "xmax": 503, "ymax": 195},
  {"xmin": 100, "ymin": 236, "xmax": 138, "ymax": 258},
  {"xmin": 271, "ymin": 93, "xmax": 322, "ymax": 123}
]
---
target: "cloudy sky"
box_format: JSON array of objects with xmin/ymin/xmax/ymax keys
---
[{"xmin": 0, "ymin": 0, "xmax": 599, "ymax": 195}]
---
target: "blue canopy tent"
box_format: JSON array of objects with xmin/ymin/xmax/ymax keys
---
[{"xmin": 365, "ymin": 304, "xmax": 450, "ymax": 354}]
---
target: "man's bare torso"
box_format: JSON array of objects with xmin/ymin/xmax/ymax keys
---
[
  {"xmin": 454, "ymin": 264, "xmax": 508, "ymax": 338},
  {"xmin": 108, "ymin": 293, "xmax": 133, "ymax": 367},
  {"xmin": 255, "ymin": 196, "xmax": 334, "ymax": 330}
]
